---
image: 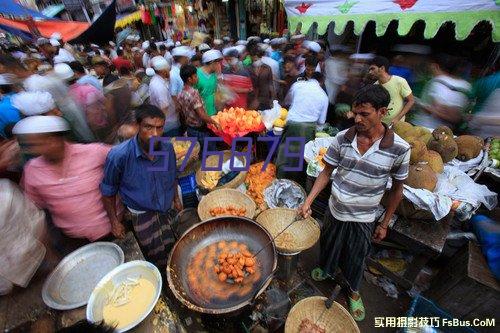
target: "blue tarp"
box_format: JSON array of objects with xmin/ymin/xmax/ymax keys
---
[
  {"xmin": 0, "ymin": 24, "xmax": 33, "ymax": 40},
  {"xmin": 0, "ymin": 0, "xmax": 49, "ymax": 20}
]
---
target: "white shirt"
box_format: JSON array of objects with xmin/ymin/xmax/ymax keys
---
[
  {"xmin": 142, "ymin": 52, "xmax": 151, "ymax": 68},
  {"xmin": 262, "ymin": 56, "xmax": 280, "ymax": 92},
  {"xmin": 55, "ymin": 48, "xmax": 75, "ymax": 63},
  {"xmin": 169, "ymin": 63, "xmax": 184, "ymax": 96},
  {"xmin": 163, "ymin": 51, "xmax": 173, "ymax": 67},
  {"xmin": 149, "ymin": 74, "xmax": 179, "ymax": 131},
  {"xmin": 286, "ymin": 79, "xmax": 328, "ymax": 125}
]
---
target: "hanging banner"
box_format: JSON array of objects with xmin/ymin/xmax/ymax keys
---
[{"xmin": 284, "ymin": 0, "xmax": 500, "ymax": 42}]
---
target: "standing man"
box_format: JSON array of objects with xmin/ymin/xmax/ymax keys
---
[
  {"xmin": 112, "ymin": 49, "xmax": 134, "ymax": 73},
  {"xmin": 299, "ymin": 85, "xmax": 410, "ymax": 322},
  {"xmin": 0, "ymin": 74, "xmax": 21, "ymax": 139},
  {"xmin": 92, "ymin": 56, "xmax": 119, "ymax": 87},
  {"xmin": 169, "ymin": 46, "xmax": 192, "ymax": 98},
  {"xmin": 101, "ymin": 105, "xmax": 182, "ymax": 268},
  {"xmin": 195, "ymin": 49, "xmax": 223, "ymax": 116},
  {"xmin": 368, "ymin": 56, "xmax": 414, "ymax": 125},
  {"xmin": 15, "ymin": 116, "xmax": 123, "ymax": 245},
  {"xmin": 148, "ymin": 56, "xmax": 180, "ymax": 136}
]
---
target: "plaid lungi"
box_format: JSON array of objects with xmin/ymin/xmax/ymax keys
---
[
  {"xmin": 129, "ymin": 209, "xmax": 177, "ymax": 269},
  {"xmin": 320, "ymin": 208, "xmax": 375, "ymax": 291}
]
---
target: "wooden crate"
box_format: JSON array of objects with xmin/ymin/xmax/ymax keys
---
[{"xmin": 426, "ymin": 242, "xmax": 500, "ymax": 325}]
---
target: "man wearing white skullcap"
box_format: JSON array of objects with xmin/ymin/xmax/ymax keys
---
[
  {"xmin": 15, "ymin": 116, "xmax": 124, "ymax": 243},
  {"xmin": 235, "ymin": 40, "xmax": 247, "ymax": 46},
  {"xmin": 12, "ymin": 92, "xmax": 61, "ymax": 117},
  {"xmin": 169, "ymin": 46, "xmax": 191, "ymax": 97},
  {"xmin": 303, "ymin": 40, "xmax": 321, "ymax": 54},
  {"xmin": 148, "ymin": 56, "xmax": 180, "ymax": 136},
  {"xmin": 197, "ymin": 43, "xmax": 210, "ymax": 54},
  {"xmin": 0, "ymin": 74, "xmax": 21, "ymax": 138},
  {"xmin": 195, "ymin": 49, "xmax": 222, "ymax": 116}
]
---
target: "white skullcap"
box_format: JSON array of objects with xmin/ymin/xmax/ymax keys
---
[
  {"xmin": 247, "ymin": 36, "xmax": 261, "ymax": 42},
  {"xmin": 202, "ymin": 49, "xmax": 223, "ymax": 64},
  {"xmin": 175, "ymin": 41, "xmax": 181, "ymax": 47},
  {"xmin": 53, "ymin": 53, "xmax": 73, "ymax": 64},
  {"xmin": 53, "ymin": 63, "xmax": 74, "ymax": 81},
  {"xmin": 259, "ymin": 43, "xmax": 270, "ymax": 51},
  {"xmin": 165, "ymin": 41, "xmax": 175, "ymax": 48},
  {"xmin": 235, "ymin": 40, "xmax": 247, "ymax": 46},
  {"xmin": 151, "ymin": 56, "xmax": 170, "ymax": 71},
  {"xmin": 12, "ymin": 91, "xmax": 56, "ymax": 116},
  {"xmin": 126, "ymin": 35, "xmax": 134, "ymax": 41},
  {"xmin": 270, "ymin": 38, "xmax": 281, "ymax": 45},
  {"xmin": 50, "ymin": 32, "xmax": 62, "ymax": 40},
  {"xmin": 198, "ymin": 43, "xmax": 210, "ymax": 51},
  {"xmin": 350, "ymin": 53, "xmax": 375, "ymax": 60},
  {"xmin": 87, "ymin": 51, "xmax": 96, "ymax": 57},
  {"xmin": 155, "ymin": 41, "xmax": 164, "ymax": 48},
  {"xmin": 36, "ymin": 38, "xmax": 50, "ymax": 46},
  {"xmin": 171, "ymin": 46, "xmax": 192, "ymax": 58},
  {"xmin": 223, "ymin": 36, "xmax": 230, "ymax": 42},
  {"xmin": 109, "ymin": 41, "xmax": 116, "ymax": 47},
  {"xmin": 263, "ymin": 38, "xmax": 270, "ymax": 44},
  {"xmin": 133, "ymin": 35, "xmax": 140, "ymax": 41},
  {"xmin": 145, "ymin": 68, "xmax": 155, "ymax": 76},
  {"xmin": 141, "ymin": 41, "xmax": 150, "ymax": 50},
  {"xmin": 213, "ymin": 39, "xmax": 223, "ymax": 45},
  {"xmin": 234, "ymin": 45, "xmax": 246, "ymax": 55},
  {"xmin": 303, "ymin": 40, "xmax": 321, "ymax": 53},
  {"xmin": 12, "ymin": 115, "xmax": 69, "ymax": 135},
  {"xmin": 0, "ymin": 74, "xmax": 16, "ymax": 85},
  {"xmin": 90, "ymin": 43, "xmax": 99, "ymax": 48},
  {"xmin": 291, "ymin": 34, "xmax": 305, "ymax": 40},
  {"xmin": 131, "ymin": 47, "xmax": 140, "ymax": 52}
]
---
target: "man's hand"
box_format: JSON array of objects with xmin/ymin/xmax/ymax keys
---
[
  {"xmin": 298, "ymin": 203, "xmax": 312, "ymax": 219},
  {"xmin": 111, "ymin": 220, "xmax": 126, "ymax": 239},
  {"xmin": 372, "ymin": 225, "xmax": 387, "ymax": 242}
]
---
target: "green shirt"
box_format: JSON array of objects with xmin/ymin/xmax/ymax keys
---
[
  {"xmin": 242, "ymin": 55, "xmax": 252, "ymax": 67},
  {"xmin": 194, "ymin": 67, "xmax": 218, "ymax": 116}
]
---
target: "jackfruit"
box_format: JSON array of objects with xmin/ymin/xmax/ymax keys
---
[
  {"xmin": 273, "ymin": 118, "xmax": 285, "ymax": 127},
  {"xmin": 421, "ymin": 150, "xmax": 444, "ymax": 173},
  {"xmin": 408, "ymin": 138, "xmax": 427, "ymax": 164},
  {"xmin": 414, "ymin": 126, "xmax": 431, "ymax": 137},
  {"xmin": 406, "ymin": 164, "xmax": 437, "ymax": 192},
  {"xmin": 393, "ymin": 121, "xmax": 413, "ymax": 137},
  {"xmin": 455, "ymin": 135, "xmax": 483, "ymax": 161},
  {"xmin": 419, "ymin": 133, "xmax": 433, "ymax": 145},
  {"xmin": 427, "ymin": 136, "xmax": 458, "ymax": 163},
  {"xmin": 432, "ymin": 126, "xmax": 453, "ymax": 139},
  {"xmin": 280, "ymin": 108, "xmax": 288, "ymax": 120}
]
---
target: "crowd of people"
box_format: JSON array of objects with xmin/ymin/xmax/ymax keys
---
[{"xmin": 0, "ymin": 30, "xmax": 498, "ymax": 323}]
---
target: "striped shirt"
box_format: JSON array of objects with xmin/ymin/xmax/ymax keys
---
[{"xmin": 324, "ymin": 125, "xmax": 410, "ymax": 223}]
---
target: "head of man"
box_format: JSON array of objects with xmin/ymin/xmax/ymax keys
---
[
  {"xmin": 248, "ymin": 42, "xmax": 264, "ymax": 64},
  {"xmin": 151, "ymin": 56, "xmax": 170, "ymax": 79},
  {"xmin": 283, "ymin": 55, "xmax": 297, "ymax": 75},
  {"xmin": 368, "ymin": 56, "xmax": 390, "ymax": 80},
  {"xmin": 0, "ymin": 74, "xmax": 15, "ymax": 96},
  {"xmin": 180, "ymin": 64, "xmax": 198, "ymax": 85},
  {"xmin": 430, "ymin": 53, "xmax": 460, "ymax": 77},
  {"xmin": 36, "ymin": 38, "xmax": 56, "ymax": 58},
  {"xmin": 305, "ymin": 55, "xmax": 319, "ymax": 79},
  {"xmin": 92, "ymin": 56, "xmax": 109, "ymax": 77},
  {"xmin": 190, "ymin": 55, "xmax": 202, "ymax": 68},
  {"xmin": 12, "ymin": 91, "xmax": 62, "ymax": 117},
  {"xmin": 224, "ymin": 49, "xmax": 240, "ymax": 69},
  {"xmin": 0, "ymin": 54, "xmax": 31, "ymax": 78},
  {"xmin": 202, "ymin": 49, "xmax": 223, "ymax": 73},
  {"xmin": 12, "ymin": 115, "xmax": 69, "ymax": 162},
  {"xmin": 68, "ymin": 61, "xmax": 85, "ymax": 78},
  {"xmin": 351, "ymin": 85, "xmax": 390, "ymax": 133},
  {"xmin": 172, "ymin": 46, "xmax": 191, "ymax": 66},
  {"xmin": 135, "ymin": 104, "xmax": 166, "ymax": 151}
]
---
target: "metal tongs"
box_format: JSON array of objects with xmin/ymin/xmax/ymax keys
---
[
  {"xmin": 314, "ymin": 270, "xmax": 352, "ymax": 325},
  {"xmin": 252, "ymin": 212, "xmax": 303, "ymax": 258}
]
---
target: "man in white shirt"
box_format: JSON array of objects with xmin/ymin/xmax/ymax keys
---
[
  {"xmin": 261, "ymin": 45, "xmax": 281, "ymax": 94},
  {"xmin": 324, "ymin": 46, "xmax": 350, "ymax": 105},
  {"xmin": 148, "ymin": 56, "xmax": 180, "ymax": 137},
  {"xmin": 412, "ymin": 53, "xmax": 471, "ymax": 130},
  {"xmin": 169, "ymin": 46, "xmax": 191, "ymax": 98}
]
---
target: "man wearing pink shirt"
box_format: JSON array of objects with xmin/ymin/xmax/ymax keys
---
[{"xmin": 13, "ymin": 116, "xmax": 124, "ymax": 243}]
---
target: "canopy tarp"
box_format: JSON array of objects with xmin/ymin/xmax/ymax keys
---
[
  {"xmin": 0, "ymin": 16, "xmax": 88, "ymax": 41},
  {"xmin": 0, "ymin": 0, "xmax": 49, "ymax": 19},
  {"xmin": 284, "ymin": 0, "xmax": 500, "ymax": 42},
  {"xmin": 70, "ymin": 0, "xmax": 116, "ymax": 44},
  {"xmin": 41, "ymin": 4, "xmax": 66, "ymax": 18},
  {"xmin": 115, "ymin": 10, "xmax": 140, "ymax": 29}
]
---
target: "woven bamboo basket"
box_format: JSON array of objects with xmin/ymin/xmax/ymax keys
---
[
  {"xmin": 197, "ymin": 188, "xmax": 257, "ymax": 221},
  {"xmin": 285, "ymin": 296, "xmax": 360, "ymax": 333},
  {"xmin": 172, "ymin": 138, "xmax": 201, "ymax": 169},
  {"xmin": 195, "ymin": 150, "xmax": 247, "ymax": 192},
  {"xmin": 256, "ymin": 208, "xmax": 320, "ymax": 254}
]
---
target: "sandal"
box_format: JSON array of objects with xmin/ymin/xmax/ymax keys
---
[
  {"xmin": 348, "ymin": 294, "xmax": 366, "ymax": 322},
  {"xmin": 311, "ymin": 268, "xmax": 329, "ymax": 281}
]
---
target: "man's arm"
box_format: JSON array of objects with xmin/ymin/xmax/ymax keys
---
[
  {"xmin": 393, "ymin": 93, "xmax": 414, "ymax": 123},
  {"xmin": 100, "ymin": 152, "xmax": 125, "ymax": 238},
  {"xmin": 102, "ymin": 195, "xmax": 125, "ymax": 238},
  {"xmin": 299, "ymin": 163, "xmax": 335, "ymax": 218},
  {"xmin": 373, "ymin": 179, "xmax": 404, "ymax": 241}
]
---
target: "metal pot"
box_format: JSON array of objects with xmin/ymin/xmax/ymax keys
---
[{"xmin": 167, "ymin": 216, "xmax": 277, "ymax": 315}]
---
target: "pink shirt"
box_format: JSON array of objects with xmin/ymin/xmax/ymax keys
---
[{"xmin": 22, "ymin": 143, "xmax": 113, "ymax": 241}]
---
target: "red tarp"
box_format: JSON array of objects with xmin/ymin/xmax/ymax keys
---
[{"xmin": 0, "ymin": 17, "xmax": 89, "ymax": 41}]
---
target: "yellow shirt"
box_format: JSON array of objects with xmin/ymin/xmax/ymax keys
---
[{"xmin": 377, "ymin": 75, "xmax": 412, "ymax": 124}]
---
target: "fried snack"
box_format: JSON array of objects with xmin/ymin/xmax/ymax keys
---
[
  {"xmin": 212, "ymin": 243, "xmax": 258, "ymax": 284},
  {"xmin": 315, "ymin": 147, "xmax": 328, "ymax": 169},
  {"xmin": 298, "ymin": 318, "xmax": 326, "ymax": 333},
  {"xmin": 209, "ymin": 205, "xmax": 247, "ymax": 217},
  {"xmin": 275, "ymin": 231, "xmax": 295, "ymax": 250},
  {"xmin": 201, "ymin": 171, "xmax": 221, "ymax": 190},
  {"xmin": 245, "ymin": 162, "xmax": 276, "ymax": 210}
]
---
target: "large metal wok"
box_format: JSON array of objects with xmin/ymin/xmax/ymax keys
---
[{"xmin": 167, "ymin": 216, "xmax": 277, "ymax": 315}]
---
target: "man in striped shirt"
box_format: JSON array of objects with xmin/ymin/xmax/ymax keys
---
[{"xmin": 300, "ymin": 84, "xmax": 410, "ymax": 322}]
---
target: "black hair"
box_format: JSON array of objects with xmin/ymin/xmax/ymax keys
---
[
  {"xmin": 190, "ymin": 54, "xmax": 202, "ymax": 64},
  {"xmin": 353, "ymin": 84, "xmax": 390, "ymax": 110},
  {"xmin": 149, "ymin": 44, "xmax": 158, "ymax": 52},
  {"xmin": 0, "ymin": 54, "xmax": 24, "ymax": 70},
  {"xmin": 370, "ymin": 56, "xmax": 390, "ymax": 71},
  {"xmin": 135, "ymin": 104, "xmax": 166, "ymax": 123},
  {"xmin": 56, "ymin": 320, "xmax": 115, "ymax": 333},
  {"xmin": 159, "ymin": 45, "xmax": 167, "ymax": 51},
  {"xmin": 311, "ymin": 72, "xmax": 324, "ymax": 82},
  {"xmin": 104, "ymin": 49, "xmax": 111, "ymax": 57},
  {"xmin": 305, "ymin": 55, "xmax": 319, "ymax": 67},
  {"xmin": 180, "ymin": 64, "xmax": 197, "ymax": 83},
  {"xmin": 433, "ymin": 53, "xmax": 460, "ymax": 75},
  {"xmin": 0, "ymin": 84, "xmax": 14, "ymax": 94},
  {"xmin": 116, "ymin": 49, "xmax": 124, "ymax": 57},
  {"xmin": 68, "ymin": 61, "xmax": 85, "ymax": 74},
  {"xmin": 119, "ymin": 67, "xmax": 131, "ymax": 76},
  {"xmin": 103, "ymin": 74, "xmax": 119, "ymax": 87},
  {"xmin": 283, "ymin": 43, "xmax": 295, "ymax": 53},
  {"xmin": 283, "ymin": 55, "xmax": 296, "ymax": 64},
  {"xmin": 247, "ymin": 41, "xmax": 263, "ymax": 57}
]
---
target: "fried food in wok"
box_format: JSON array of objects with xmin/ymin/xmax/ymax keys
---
[{"xmin": 209, "ymin": 205, "xmax": 247, "ymax": 217}]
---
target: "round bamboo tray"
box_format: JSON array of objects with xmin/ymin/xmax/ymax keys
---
[
  {"xmin": 195, "ymin": 150, "xmax": 247, "ymax": 192},
  {"xmin": 172, "ymin": 138, "xmax": 200, "ymax": 169},
  {"xmin": 197, "ymin": 188, "xmax": 257, "ymax": 221},
  {"xmin": 256, "ymin": 208, "xmax": 320, "ymax": 254},
  {"xmin": 285, "ymin": 296, "xmax": 360, "ymax": 333}
]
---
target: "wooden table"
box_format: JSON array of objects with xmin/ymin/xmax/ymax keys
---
[
  {"xmin": 366, "ymin": 214, "xmax": 452, "ymax": 290},
  {"xmin": 0, "ymin": 232, "xmax": 178, "ymax": 333}
]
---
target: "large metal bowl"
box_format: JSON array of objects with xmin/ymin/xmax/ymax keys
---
[
  {"xmin": 167, "ymin": 216, "xmax": 278, "ymax": 315},
  {"xmin": 42, "ymin": 242, "xmax": 124, "ymax": 310},
  {"xmin": 86, "ymin": 261, "xmax": 162, "ymax": 333}
]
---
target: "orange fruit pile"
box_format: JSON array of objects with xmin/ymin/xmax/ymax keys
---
[{"xmin": 212, "ymin": 107, "xmax": 263, "ymax": 137}]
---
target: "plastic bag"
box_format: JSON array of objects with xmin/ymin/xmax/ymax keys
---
[
  {"xmin": 261, "ymin": 100, "xmax": 282, "ymax": 131},
  {"xmin": 215, "ymin": 83, "xmax": 236, "ymax": 108}
]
